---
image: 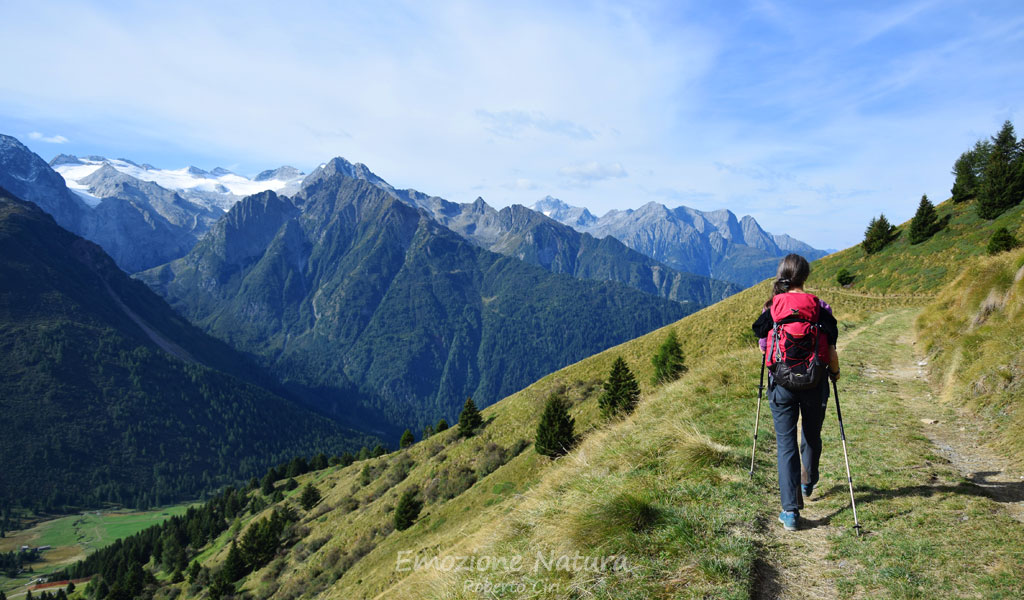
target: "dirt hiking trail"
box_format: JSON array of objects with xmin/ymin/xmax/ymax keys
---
[{"xmin": 756, "ymin": 308, "xmax": 1024, "ymax": 599}]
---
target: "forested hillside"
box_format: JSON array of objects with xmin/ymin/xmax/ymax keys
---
[
  {"xmin": 0, "ymin": 190, "xmax": 377, "ymax": 510},
  {"xmin": 141, "ymin": 174, "xmax": 687, "ymax": 434}
]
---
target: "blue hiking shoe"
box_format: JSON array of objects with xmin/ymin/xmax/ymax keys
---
[
  {"xmin": 802, "ymin": 483, "xmax": 814, "ymax": 498},
  {"xmin": 778, "ymin": 510, "xmax": 799, "ymax": 531}
]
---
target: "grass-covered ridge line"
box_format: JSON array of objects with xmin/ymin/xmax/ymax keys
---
[{"xmin": 811, "ymin": 199, "xmax": 1024, "ymax": 295}]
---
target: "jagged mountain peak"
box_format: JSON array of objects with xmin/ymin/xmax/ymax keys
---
[
  {"xmin": 554, "ymin": 199, "xmax": 828, "ymax": 286},
  {"xmin": 301, "ymin": 157, "xmax": 393, "ymax": 198},
  {"xmin": 0, "ymin": 134, "xmax": 90, "ymax": 231}
]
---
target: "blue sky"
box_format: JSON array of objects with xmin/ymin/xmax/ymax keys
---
[{"xmin": 2, "ymin": 0, "xmax": 1022, "ymax": 249}]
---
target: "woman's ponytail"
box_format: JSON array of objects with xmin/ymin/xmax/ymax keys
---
[{"xmin": 764, "ymin": 254, "xmax": 810, "ymax": 308}]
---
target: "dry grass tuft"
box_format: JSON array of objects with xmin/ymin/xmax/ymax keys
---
[{"xmin": 672, "ymin": 424, "xmax": 733, "ymax": 470}]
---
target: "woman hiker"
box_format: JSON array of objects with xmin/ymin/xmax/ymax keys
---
[{"xmin": 752, "ymin": 254, "xmax": 841, "ymax": 531}]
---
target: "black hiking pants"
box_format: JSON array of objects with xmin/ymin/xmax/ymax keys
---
[{"xmin": 768, "ymin": 376, "xmax": 829, "ymax": 512}]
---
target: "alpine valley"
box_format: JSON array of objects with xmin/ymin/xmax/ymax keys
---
[{"xmin": 0, "ymin": 133, "xmax": 824, "ymax": 511}]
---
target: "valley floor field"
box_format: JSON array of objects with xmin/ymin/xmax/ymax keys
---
[
  {"xmin": 762, "ymin": 309, "xmax": 1024, "ymax": 599},
  {"xmin": 0, "ymin": 504, "xmax": 193, "ymax": 596}
]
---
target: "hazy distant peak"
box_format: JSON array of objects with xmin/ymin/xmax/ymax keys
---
[
  {"xmin": 254, "ymin": 166, "xmax": 302, "ymax": 182},
  {"xmin": 530, "ymin": 196, "xmax": 597, "ymax": 228},
  {"xmin": 49, "ymin": 153, "xmax": 83, "ymax": 167}
]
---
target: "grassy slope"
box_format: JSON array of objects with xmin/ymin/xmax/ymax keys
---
[
  {"xmin": 917, "ymin": 246, "xmax": 1024, "ymax": 466},
  {"xmin": 148, "ymin": 197, "xmax": 1024, "ymax": 599},
  {"xmin": 811, "ymin": 199, "xmax": 1024, "ymax": 295}
]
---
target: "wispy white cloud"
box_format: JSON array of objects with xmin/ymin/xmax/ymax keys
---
[
  {"xmin": 476, "ymin": 110, "xmax": 593, "ymax": 140},
  {"xmin": 0, "ymin": 1, "xmax": 1021, "ymax": 249},
  {"xmin": 558, "ymin": 162, "xmax": 628, "ymax": 184},
  {"xmin": 28, "ymin": 131, "xmax": 68, "ymax": 144},
  {"xmin": 500, "ymin": 178, "xmax": 539, "ymax": 191}
]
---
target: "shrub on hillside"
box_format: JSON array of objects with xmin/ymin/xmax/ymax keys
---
[
  {"xmin": 423, "ymin": 465, "xmax": 477, "ymax": 503},
  {"xmin": 475, "ymin": 441, "xmax": 511, "ymax": 477},
  {"xmin": 987, "ymin": 227, "xmax": 1020, "ymax": 255},
  {"xmin": 394, "ymin": 487, "xmax": 423, "ymax": 531},
  {"xmin": 836, "ymin": 268, "xmax": 855, "ymax": 286}
]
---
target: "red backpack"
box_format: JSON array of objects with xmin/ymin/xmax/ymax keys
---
[{"xmin": 766, "ymin": 293, "xmax": 828, "ymax": 391}]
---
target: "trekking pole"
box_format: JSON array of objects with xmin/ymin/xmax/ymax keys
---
[
  {"xmin": 749, "ymin": 350, "xmax": 767, "ymax": 479},
  {"xmin": 832, "ymin": 378, "xmax": 862, "ymax": 535}
]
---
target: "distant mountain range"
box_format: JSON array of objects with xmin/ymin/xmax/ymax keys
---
[
  {"xmin": 139, "ymin": 171, "xmax": 687, "ymax": 431},
  {"xmin": 0, "ymin": 188, "xmax": 376, "ymax": 509},
  {"xmin": 0, "ymin": 135, "xmax": 305, "ymax": 273},
  {"xmin": 51, "ymin": 154, "xmax": 305, "ymax": 212},
  {"xmin": 300, "ymin": 158, "xmax": 740, "ymax": 308},
  {"xmin": 532, "ymin": 197, "xmax": 830, "ymax": 287}
]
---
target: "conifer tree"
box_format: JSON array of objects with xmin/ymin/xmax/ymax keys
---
[
  {"xmin": 310, "ymin": 452, "xmax": 329, "ymax": 471},
  {"xmin": 987, "ymin": 227, "xmax": 1020, "ymax": 255},
  {"xmin": 458, "ymin": 397, "xmax": 483, "ymax": 437},
  {"xmin": 372, "ymin": 444, "xmax": 387, "ymax": 457},
  {"xmin": 436, "ymin": 418, "xmax": 449, "ymax": 433},
  {"xmin": 208, "ymin": 574, "xmax": 235, "ymax": 600},
  {"xmin": 535, "ymin": 392, "xmax": 576, "ymax": 457},
  {"xmin": 299, "ymin": 483, "xmax": 321, "ymax": 510},
  {"xmin": 951, "ymin": 140, "xmax": 992, "ymax": 203},
  {"xmin": 651, "ymin": 330, "xmax": 686, "ymax": 385},
  {"xmin": 221, "ymin": 541, "xmax": 246, "ymax": 582},
  {"xmin": 399, "ymin": 429, "xmax": 415, "ymax": 449},
  {"xmin": 422, "ymin": 424, "xmax": 434, "ymax": 439},
  {"xmin": 394, "ymin": 487, "xmax": 423, "ymax": 531},
  {"xmin": 908, "ymin": 194, "xmax": 946, "ymax": 244},
  {"xmin": 862, "ymin": 214, "xmax": 898, "ymax": 254},
  {"xmin": 598, "ymin": 357, "xmax": 641, "ymax": 419},
  {"xmin": 978, "ymin": 120, "xmax": 1023, "ymax": 219},
  {"xmin": 286, "ymin": 456, "xmax": 309, "ymax": 478},
  {"xmin": 187, "ymin": 560, "xmax": 201, "ymax": 584}
]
